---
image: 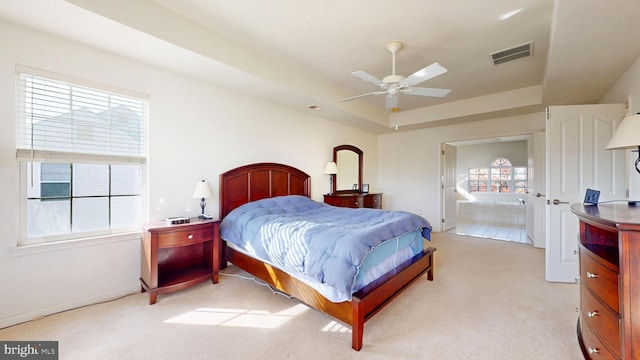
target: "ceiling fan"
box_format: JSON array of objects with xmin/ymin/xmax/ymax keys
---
[{"xmin": 341, "ymin": 41, "xmax": 451, "ymax": 111}]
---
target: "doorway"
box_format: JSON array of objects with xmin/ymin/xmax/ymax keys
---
[{"xmin": 442, "ymin": 135, "xmax": 535, "ymax": 244}]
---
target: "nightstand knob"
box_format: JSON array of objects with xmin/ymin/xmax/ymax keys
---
[
  {"xmin": 187, "ymin": 234, "xmax": 194, "ymax": 240},
  {"xmin": 587, "ymin": 311, "xmax": 598, "ymax": 318},
  {"xmin": 586, "ymin": 272, "xmax": 597, "ymax": 279},
  {"xmin": 588, "ymin": 347, "xmax": 599, "ymax": 354}
]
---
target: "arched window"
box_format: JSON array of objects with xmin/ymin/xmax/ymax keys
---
[
  {"xmin": 490, "ymin": 158, "xmax": 512, "ymax": 192},
  {"xmin": 468, "ymin": 157, "xmax": 527, "ymax": 194}
]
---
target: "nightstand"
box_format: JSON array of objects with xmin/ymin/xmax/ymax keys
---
[{"xmin": 140, "ymin": 218, "xmax": 220, "ymax": 304}]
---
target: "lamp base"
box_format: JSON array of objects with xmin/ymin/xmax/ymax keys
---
[{"xmin": 198, "ymin": 214, "xmax": 213, "ymax": 219}]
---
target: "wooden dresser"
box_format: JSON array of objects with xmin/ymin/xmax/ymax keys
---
[
  {"xmin": 571, "ymin": 203, "xmax": 640, "ymax": 360},
  {"xmin": 323, "ymin": 192, "xmax": 382, "ymax": 209}
]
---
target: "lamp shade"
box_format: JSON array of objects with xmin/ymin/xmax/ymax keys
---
[
  {"xmin": 606, "ymin": 114, "xmax": 640, "ymax": 150},
  {"xmin": 192, "ymin": 180, "xmax": 214, "ymax": 199},
  {"xmin": 323, "ymin": 161, "xmax": 338, "ymax": 175}
]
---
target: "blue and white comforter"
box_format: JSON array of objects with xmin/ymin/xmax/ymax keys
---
[{"xmin": 219, "ymin": 195, "xmax": 432, "ymax": 302}]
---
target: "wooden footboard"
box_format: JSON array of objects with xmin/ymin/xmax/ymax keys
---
[{"xmin": 221, "ymin": 243, "xmax": 436, "ymax": 350}]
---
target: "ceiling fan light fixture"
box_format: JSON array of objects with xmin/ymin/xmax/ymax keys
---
[{"xmin": 341, "ymin": 42, "xmax": 451, "ymax": 108}]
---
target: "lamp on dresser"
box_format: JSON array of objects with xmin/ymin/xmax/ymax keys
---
[
  {"xmin": 324, "ymin": 161, "xmax": 338, "ymax": 195},
  {"xmin": 193, "ymin": 179, "xmax": 214, "ymax": 219},
  {"xmin": 606, "ymin": 113, "xmax": 640, "ymax": 205}
]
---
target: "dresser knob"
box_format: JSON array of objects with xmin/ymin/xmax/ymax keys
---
[
  {"xmin": 188, "ymin": 234, "xmax": 194, "ymax": 240},
  {"xmin": 586, "ymin": 272, "xmax": 597, "ymax": 278},
  {"xmin": 588, "ymin": 347, "xmax": 599, "ymax": 354},
  {"xmin": 587, "ymin": 311, "xmax": 598, "ymax": 318}
]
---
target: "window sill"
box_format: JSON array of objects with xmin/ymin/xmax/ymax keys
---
[{"xmin": 8, "ymin": 231, "xmax": 142, "ymax": 257}]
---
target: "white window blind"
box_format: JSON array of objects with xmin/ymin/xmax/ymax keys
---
[
  {"xmin": 16, "ymin": 66, "xmax": 148, "ymax": 164},
  {"xmin": 15, "ymin": 66, "xmax": 148, "ymax": 244}
]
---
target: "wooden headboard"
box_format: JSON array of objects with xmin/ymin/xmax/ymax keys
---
[{"xmin": 219, "ymin": 162, "xmax": 311, "ymax": 219}]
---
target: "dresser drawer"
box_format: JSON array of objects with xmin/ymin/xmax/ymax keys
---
[
  {"xmin": 580, "ymin": 317, "xmax": 619, "ymax": 360},
  {"xmin": 580, "ymin": 249, "xmax": 619, "ymax": 313},
  {"xmin": 364, "ymin": 194, "xmax": 382, "ymax": 209},
  {"xmin": 581, "ymin": 285, "xmax": 621, "ymax": 358},
  {"xmin": 324, "ymin": 195, "xmax": 362, "ymax": 208},
  {"xmin": 158, "ymin": 227, "xmax": 213, "ymax": 248}
]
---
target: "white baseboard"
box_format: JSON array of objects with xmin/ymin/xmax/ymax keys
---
[{"xmin": 0, "ymin": 285, "xmax": 140, "ymax": 330}]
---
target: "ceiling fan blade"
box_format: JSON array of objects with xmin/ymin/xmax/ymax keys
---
[
  {"xmin": 402, "ymin": 87, "xmax": 451, "ymax": 97},
  {"xmin": 385, "ymin": 95, "xmax": 398, "ymax": 110},
  {"xmin": 341, "ymin": 90, "xmax": 387, "ymax": 102},
  {"xmin": 402, "ymin": 63, "xmax": 448, "ymax": 87},
  {"xmin": 351, "ymin": 71, "xmax": 386, "ymax": 87}
]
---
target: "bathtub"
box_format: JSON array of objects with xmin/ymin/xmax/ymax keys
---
[{"xmin": 457, "ymin": 200, "xmax": 525, "ymax": 226}]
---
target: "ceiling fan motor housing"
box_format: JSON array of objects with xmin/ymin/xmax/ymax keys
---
[{"xmin": 382, "ymin": 74, "xmax": 406, "ymax": 87}]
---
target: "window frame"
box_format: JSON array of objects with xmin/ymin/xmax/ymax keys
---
[{"xmin": 15, "ymin": 65, "xmax": 148, "ymax": 246}]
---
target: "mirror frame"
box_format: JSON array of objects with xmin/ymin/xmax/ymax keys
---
[{"xmin": 332, "ymin": 144, "xmax": 363, "ymax": 194}]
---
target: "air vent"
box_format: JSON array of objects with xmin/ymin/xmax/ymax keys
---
[{"xmin": 490, "ymin": 41, "xmax": 533, "ymax": 65}]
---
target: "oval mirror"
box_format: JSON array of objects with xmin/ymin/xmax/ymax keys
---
[{"xmin": 333, "ymin": 145, "xmax": 363, "ymax": 193}]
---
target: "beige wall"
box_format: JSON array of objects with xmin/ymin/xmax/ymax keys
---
[
  {"xmin": 0, "ymin": 20, "xmax": 376, "ymax": 327},
  {"xmin": 601, "ymin": 56, "xmax": 640, "ymax": 113}
]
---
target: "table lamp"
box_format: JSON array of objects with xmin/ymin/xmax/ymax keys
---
[
  {"xmin": 193, "ymin": 179, "xmax": 214, "ymax": 218},
  {"xmin": 324, "ymin": 161, "xmax": 338, "ymax": 195}
]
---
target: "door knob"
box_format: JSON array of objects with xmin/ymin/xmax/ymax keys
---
[{"xmin": 552, "ymin": 199, "xmax": 569, "ymax": 205}]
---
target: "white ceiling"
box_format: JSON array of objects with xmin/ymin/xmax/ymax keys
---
[{"xmin": 1, "ymin": 0, "xmax": 640, "ymax": 133}]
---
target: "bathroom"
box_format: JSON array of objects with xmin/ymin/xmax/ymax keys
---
[{"xmin": 449, "ymin": 137, "xmax": 529, "ymax": 243}]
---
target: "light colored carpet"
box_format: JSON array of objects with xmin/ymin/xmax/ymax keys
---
[{"xmin": 0, "ymin": 233, "xmax": 583, "ymax": 359}]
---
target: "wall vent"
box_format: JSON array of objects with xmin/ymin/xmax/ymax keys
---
[{"xmin": 490, "ymin": 41, "xmax": 533, "ymax": 65}]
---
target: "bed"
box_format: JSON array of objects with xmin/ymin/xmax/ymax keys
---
[{"xmin": 212, "ymin": 162, "xmax": 436, "ymax": 351}]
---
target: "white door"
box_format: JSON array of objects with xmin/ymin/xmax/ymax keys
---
[
  {"xmin": 531, "ymin": 131, "xmax": 546, "ymax": 248},
  {"xmin": 526, "ymin": 136, "xmax": 535, "ymax": 243},
  {"xmin": 441, "ymin": 143, "xmax": 457, "ymax": 231},
  {"xmin": 545, "ymin": 104, "xmax": 625, "ymax": 282}
]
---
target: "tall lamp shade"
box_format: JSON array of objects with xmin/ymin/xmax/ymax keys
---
[
  {"xmin": 324, "ymin": 162, "xmax": 338, "ymax": 195},
  {"xmin": 193, "ymin": 180, "xmax": 214, "ymax": 218},
  {"xmin": 607, "ymin": 114, "xmax": 640, "ymax": 174},
  {"xmin": 607, "ymin": 114, "xmax": 640, "ymax": 205}
]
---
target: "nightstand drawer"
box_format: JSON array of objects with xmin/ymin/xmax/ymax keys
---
[{"xmin": 158, "ymin": 227, "xmax": 213, "ymax": 248}]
